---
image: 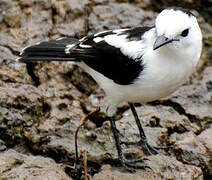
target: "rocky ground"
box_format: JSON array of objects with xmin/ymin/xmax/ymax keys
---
[{"xmin": 0, "ymin": 0, "xmax": 211, "ymax": 179}]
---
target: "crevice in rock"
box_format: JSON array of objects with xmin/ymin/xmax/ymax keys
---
[
  {"xmin": 149, "ymin": 100, "xmax": 199, "ymax": 123},
  {"xmin": 65, "ymin": 161, "xmax": 101, "ymax": 180},
  {"xmin": 21, "ymin": 133, "xmax": 101, "ymax": 179},
  {"xmin": 148, "ymin": 100, "xmax": 203, "ymax": 135},
  {"xmin": 167, "ymin": 126, "xmax": 187, "ymax": 136},
  {"xmin": 0, "ymin": 44, "xmax": 20, "ymax": 57},
  {"xmin": 42, "ymin": 101, "xmax": 51, "ymax": 114},
  {"xmin": 63, "ymin": 68, "xmax": 98, "ymax": 96},
  {"xmin": 174, "ymin": 148, "xmax": 211, "ymax": 179},
  {"xmin": 50, "ymin": 6, "xmax": 58, "ymax": 28},
  {"xmin": 80, "ymin": 101, "xmax": 129, "ymax": 128},
  {"xmin": 149, "ymin": 116, "xmax": 160, "ymax": 127},
  {"xmin": 80, "ymin": 103, "xmax": 108, "ymax": 127},
  {"xmin": 0, "ymin": 131, "xmax": 17, "ymax": 148},
  {"xmin": 205, "ymin": 175, "xmax": 212, "ymax": 180}
]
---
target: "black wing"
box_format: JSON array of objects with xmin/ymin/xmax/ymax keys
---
[
  {"xmin": 19, "ymin": 27, "xmax": 152, "ymax": 85},
  {"xmin": 73, "ymin": 27, "xmax": 151, "ymax": 85},
  {"xmin": 19, "ymin": 38, "xmax": 80, "ymax": 61},
  {"xmin": 82, "ymin": 40, "xmax": 144, "ymax": 85}
]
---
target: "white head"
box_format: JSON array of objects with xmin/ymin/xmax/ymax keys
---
[{"xmin": 153, "ymin": 7, "xmax": 202, "ymax": 63}]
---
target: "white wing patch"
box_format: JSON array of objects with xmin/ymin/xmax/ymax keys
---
[
  {"xmin": 104, "ymin": 33, "xmax": 145, "ymax": 59},
  {"xmin": 20, "ymin": 45, "xmax": 31, "ymax": 55},
  {"xmin": 112, "ymin": 29, "xmax": 129, "ymax": 34},
  {"xmin": 79, "ymin": 44, "xmax": 92, "ymax": 48},
  {"xmin": 93, "ymin": 37, "xmax": 104, "ymax": 43},
  {"xmin": 65, "ymin": 28, "xmax": 152, "ymax": 57},
  {"xmin": 94, "ymin": 30, "xmax": 111, "ymax": 37},
  {"xmin": 56, "ymin": 37, "xmax": 66, "ymax": 41},
  {"xmin": 65, "ymin": 44, "xmax": 76, "ymax": 54}
]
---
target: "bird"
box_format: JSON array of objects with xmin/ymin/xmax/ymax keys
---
[{"xmin": 17, "ymin": 7, "xmax": 202, "ymax": 171}]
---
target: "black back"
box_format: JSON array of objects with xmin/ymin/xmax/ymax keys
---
[
  {"xmin": 120, "ymin": 27, "xmax": 153, "ymax": 41},
  {"xmin": 82, "ymin": 39, "xmax": 144, "ymax": 85}
]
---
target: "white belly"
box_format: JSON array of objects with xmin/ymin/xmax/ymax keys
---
[{"xmin": 78, "ymin": 48, "xmax": 196, "ymax": 106}]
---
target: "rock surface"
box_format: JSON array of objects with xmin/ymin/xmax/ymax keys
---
[
  {"xmin": 0, "ymin": 149, "xmax": 69, "ymax": 180},
  {"xmin": 0, "ymin": 0, "xmax": 211, "ymax": 179},
  {"xmin": 93, "ymin": 155, "xmax": 203, "ymax": 180}
]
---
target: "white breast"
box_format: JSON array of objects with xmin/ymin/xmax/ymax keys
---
[{"xmin": 78, "ymin": 26, "xmax": 201, "ymax": 106}]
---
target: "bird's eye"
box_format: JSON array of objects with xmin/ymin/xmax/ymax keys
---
[{"xmin": 181, "ymin": 29, "xmax": 189, "ymax": 37}]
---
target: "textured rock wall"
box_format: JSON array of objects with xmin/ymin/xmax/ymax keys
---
[{"xmin": 0, "ymin": 0, "xmax": 211, "ymax": 179}]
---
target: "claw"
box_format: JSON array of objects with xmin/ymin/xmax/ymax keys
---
[
  {"xmin": 118, "ymin": 156, "xmax": 150, "ymax": 172},
  {"xmin": 142, "ymin": 142, "xmax": 158, "ymax": 155},
  {"xmin": 121, "ymin": 140, "xmax": 169, "ymax": 155}
]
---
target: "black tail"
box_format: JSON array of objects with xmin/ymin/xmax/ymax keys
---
[{"xmin": 18, "ymin": 38, "xmax": 80, "ymax": 62}]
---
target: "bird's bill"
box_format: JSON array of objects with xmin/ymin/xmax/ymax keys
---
[{"xmin": 153, "ymin": 35, "xmax": 179, "ymax": 50}]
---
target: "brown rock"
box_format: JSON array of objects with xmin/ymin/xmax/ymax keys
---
[
  {"xmin": 170, "ymin": 131, "xmax": 212, "ymax": 176},
  {"xmin": 0, "ymin": 0, "xmax": 211, "ymax": 179},
  {"xmin": 198, "ymin": 126, "xmax": 212, "ymax": 153},
  {"xmin": 0, "ymin": 83, "xmax": 47, "ymax": 145},
  {"xmin": 89, "ymin": 3, "xmax": 155, "ymax": 33},
  {"xmin": 167, "ymin": 66, "xmax": 212, "ymax": 133},
  {"xmin": 93, "ymin": 155, "xmax": 203, "ymax": 180},
  {"xmin": 0, "ymin": 149, "xmax": 69, "ymax": 180}
]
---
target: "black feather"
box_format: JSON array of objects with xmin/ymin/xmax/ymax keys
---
[
  {"xmin": 19, "ymin": 30, "xmax": 145, "ymax": 85},
  {"xmin": 119, "ymin": 27, "xmax": 153, "ymax": 41},
  {"xmin": 19, "ymin": 38, "xmax": 80, "ymax": 62},
  {"xmin": 82, "ymin": 40, "xmax": 144, "ymax": 85}
]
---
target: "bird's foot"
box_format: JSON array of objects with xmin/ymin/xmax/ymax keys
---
[
  {"xmin": 121, "ymin": 140, "xmax": 170, "ymax": 155},
  {"xmin": 118, "ymin": 155, "xmax": 150, "ymax": 173}
]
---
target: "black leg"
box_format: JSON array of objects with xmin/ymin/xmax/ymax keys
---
[
  {"xmin": 127, "ymin": 103, "xmax": 159, "ymax": 155},
  {"xmin": 109, "ymin": 117, "xmax": 147, "ymax": 172},
  {"xmin": 109, "ymin": 117, "xmax": 125, "ymax": 162}
]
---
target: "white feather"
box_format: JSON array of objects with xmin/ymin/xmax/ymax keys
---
[
  {"xmin": 78, "ymin": 8, "xmax": 202, "ymax": 116},
  {"xmin": 93, "ymin": 37, "xmax": 104, "ymax": 43},
  {"xmin": 65, "ymin": 44, "xmax": 76, "ymax": 54}
]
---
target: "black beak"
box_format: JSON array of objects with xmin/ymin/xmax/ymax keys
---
[{"xmin": 153, "ymin": 35, "xmax": 179, "ymax": 50}]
